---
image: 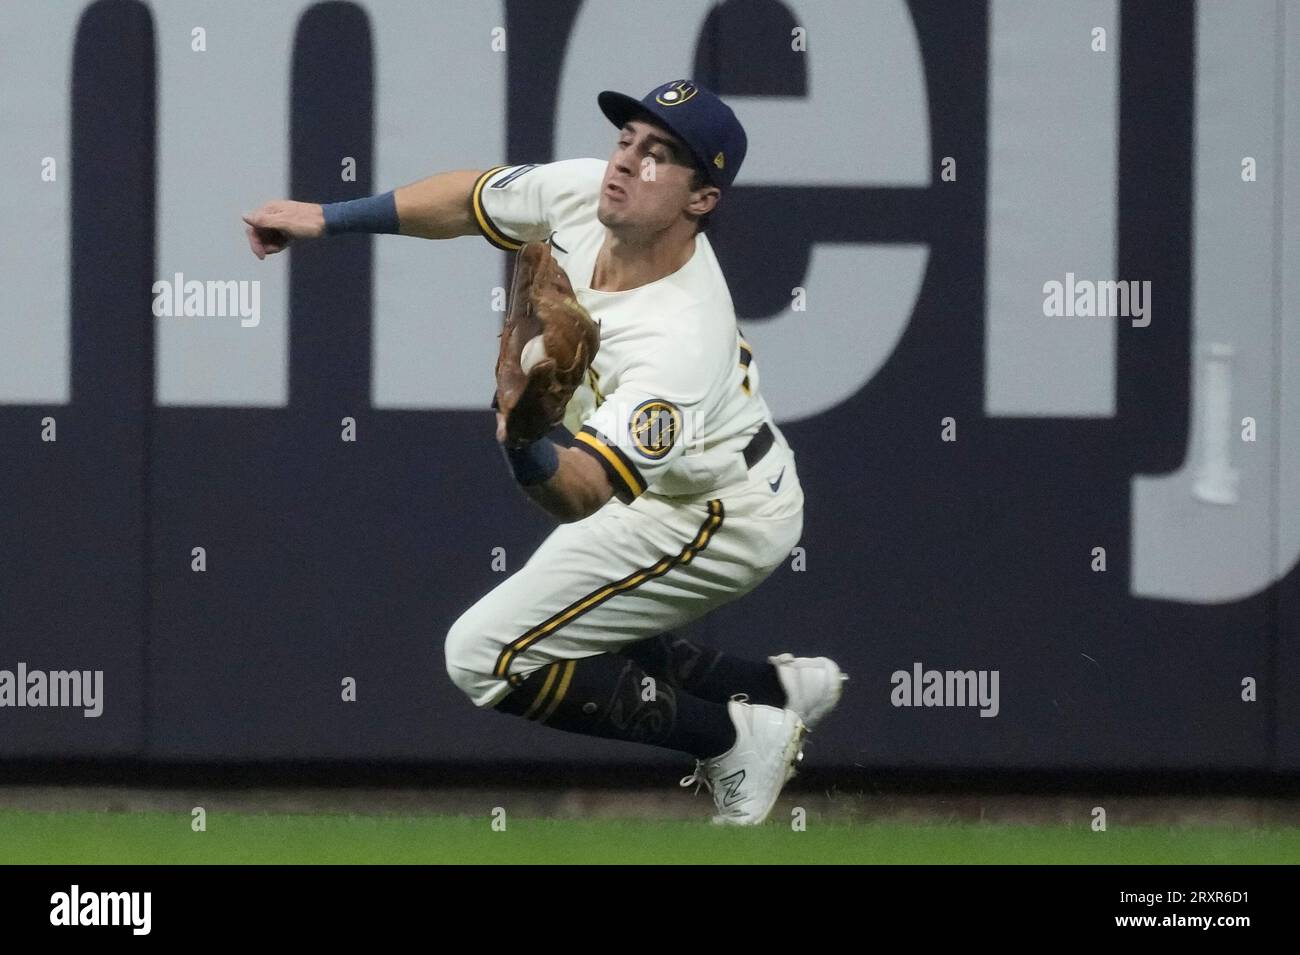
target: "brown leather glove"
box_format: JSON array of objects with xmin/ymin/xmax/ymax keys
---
[{"xmin": 494, "ymin": 241, "xmax": 601, "ymax": 448}]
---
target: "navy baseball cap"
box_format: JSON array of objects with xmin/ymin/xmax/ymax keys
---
[{"xmin": 597, "ymin": 79, "xmax": 747, "ymax": 191}]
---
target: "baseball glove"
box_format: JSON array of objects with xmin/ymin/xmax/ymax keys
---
[{"xmin": 494, "ymin": 241, "xmax": 601, "ymax": 447}]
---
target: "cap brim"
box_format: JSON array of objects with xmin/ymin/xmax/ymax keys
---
[{"xmin": 597, "ymin": 90, "xmax": 651, "ymax": 130}]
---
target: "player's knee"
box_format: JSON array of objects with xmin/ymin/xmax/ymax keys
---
[
  {"xmin": 442, "ymin": 615, "xmax": 480, "ymax": 696},
  {"xmin": 443, "ymin": 613, "xmax": 504, "ymax": 707}
]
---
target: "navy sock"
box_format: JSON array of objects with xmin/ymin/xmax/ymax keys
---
[
  {"xmin": 495, "ymin": 653, "xmax": 736, "ymax": 758},
  {"xmin": 618, "ymin": 632, "xmax": 787, "ymax": 708}
]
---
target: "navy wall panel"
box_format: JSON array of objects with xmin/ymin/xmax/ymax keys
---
[{"xmin": 0, "ymin": 0, "xmax": 1291, "ymax": 771}]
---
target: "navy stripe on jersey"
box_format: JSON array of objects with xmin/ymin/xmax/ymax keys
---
[
  {"xmin": 573, "ymin": 425, "xmax": 648, "ymax": 502},
  {"xmin": 470, "ymin": 165, "xmax": 525, "ymax": 251}
]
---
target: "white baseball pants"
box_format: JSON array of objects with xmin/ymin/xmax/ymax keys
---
[{"xmin": 444, "ymin": 435, "xmax": 803, "ymax": 708}]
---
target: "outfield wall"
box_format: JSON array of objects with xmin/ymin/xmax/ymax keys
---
[{"xmin": 2, "ymin": 0, "xmax": 1299, "ymax": 772}]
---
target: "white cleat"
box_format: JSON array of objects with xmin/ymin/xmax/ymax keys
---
[
  {"xmin": 769, "ymin": 653, "xmax": 848, "ymax": 731},
  {"xmin": 679, "ymin": 698, "xmax": 807, "ymax": 826}
]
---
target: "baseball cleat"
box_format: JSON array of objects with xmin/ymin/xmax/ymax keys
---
[
  {"xmin": 769, "ymin": 653, "xmax": 848, "ymax": 731},
  {"xmin": 679, "ymin": 697, "xmax": 806, "ymax": 826}
]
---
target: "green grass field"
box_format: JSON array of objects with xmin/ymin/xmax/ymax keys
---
[{"xmin": 3, "ymin": 809, "xmax": 1298, "ymax": 864}]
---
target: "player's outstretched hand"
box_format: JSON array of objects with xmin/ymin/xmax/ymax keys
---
[{"xmin": 242, "ymin": 200, "xmax": 326, "ymax": 259}]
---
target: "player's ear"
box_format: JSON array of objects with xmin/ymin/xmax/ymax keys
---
[{"xmin": 686, "ymin": 185, "xmax": 720, "ymax": 219}]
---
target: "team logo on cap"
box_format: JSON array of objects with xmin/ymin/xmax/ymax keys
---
[
  {"xmin": 713, "ymin": 152, "xmax": 725, "ymax": 170},
  {"xmin": 628, "ymin": 399, "xmax": 681, "ymax": 458},
  {"xmin": 655, "ymin": 80, "xmax": 698, "ymax": 107}
]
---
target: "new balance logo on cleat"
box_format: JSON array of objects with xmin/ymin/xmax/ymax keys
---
[
  {"xmin": 679, "ymin": 700, "xmax": 804, "ymax": 825},
  {"xmin": 719, "ymin": 769, "xmax": 747, "ymax": 807}
]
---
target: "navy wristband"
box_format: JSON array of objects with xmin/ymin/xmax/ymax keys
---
[
  {"xmin": 501, "ymin": 438, "xmax": 559, "ymax": 486},
  {"xmin": 321, "ymin": 191, "xmax": 400, "ymax": 235}
]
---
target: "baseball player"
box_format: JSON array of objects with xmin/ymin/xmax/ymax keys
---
[{"xmin": 244, "ymin": 79, "xmax": 846, "ymax": 825}]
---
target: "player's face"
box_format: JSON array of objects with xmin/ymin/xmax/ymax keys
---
[{"xmin": 598, "ymin": 119, "xmax": 704, "ymax": 235}]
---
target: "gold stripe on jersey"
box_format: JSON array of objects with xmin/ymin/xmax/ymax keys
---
[
  {"xmin": 492, "ymin": 500, "xmax": 725, "ymax": 682},
  {"xmin": 574, "ymin": 427, "xmax": 647, "ymax": 501},
  {"xmin": 470, "ymin": 165, "xmax": 526, "ymax": 252}
]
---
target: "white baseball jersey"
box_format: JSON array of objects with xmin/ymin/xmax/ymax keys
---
[
  {"xmin": 446, "ymin": 157, "xmax": 805, "ymax": 708},
  {"xmin": 471, "ymin": 158, "xmax": 779, "ymax": 502}
]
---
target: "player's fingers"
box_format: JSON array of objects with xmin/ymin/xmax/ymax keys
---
[
  {"xmin": 257, "ymin": 225, "xmax": 291, "ymax": 255},
  {"xmin": 528, "ymin": 358, "xmax": 557, "ymax": 381},
  {"xmin": 245, "ymin": 224, "xmax": 266, "ymax": 260}
]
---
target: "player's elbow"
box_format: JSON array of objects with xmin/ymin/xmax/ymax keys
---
[
  {"xmin": 555, "ymin": 486, "xmax": 611, "ymax": 523},
  {"xmin": 554, "ymin": 502, "xmax": 589, "ymax": 524},
  {"xmin": 393, "ymin": 169, "xmax": 485, "ymax": 240},
  {"xmin": 562, "ymin": 450, "xmax": 616, "ymax": 521}
]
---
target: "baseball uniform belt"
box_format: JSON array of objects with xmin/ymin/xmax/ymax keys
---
[{"xmin": 742, "ymin": 422, "xmax": 775, "ymax": 469}]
